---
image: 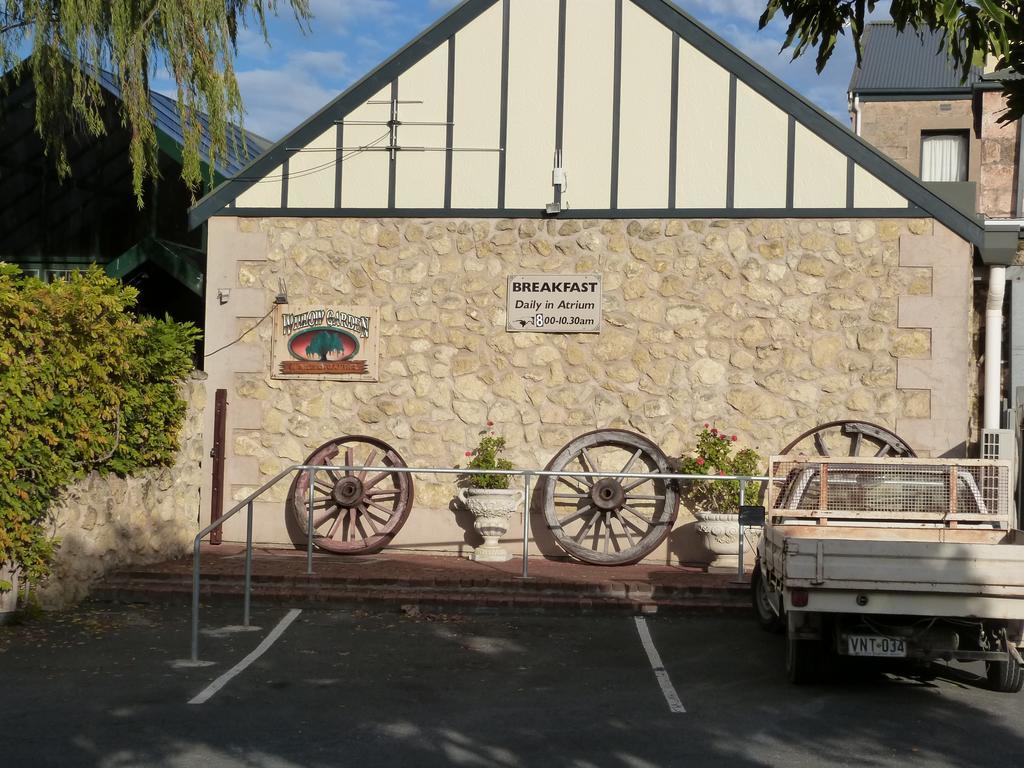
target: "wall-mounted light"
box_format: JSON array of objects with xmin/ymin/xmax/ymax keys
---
[
  {"xmin": 546, "ymin": 149, "xmax": 568, "ymax": 214},
  {"xmin": 274, "ymin": 278, "xmax": 289, "ymax": 305},
  {"xmin": 217, "ymin": 288, "xmax": 231, "ymax": 305}
]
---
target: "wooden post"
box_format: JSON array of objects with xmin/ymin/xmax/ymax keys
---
[
  {"xmin": 209, "ymin": 388, "xmax": 228, "ymax": 545},
  {"xmin": 948, "ymin": 466, "xmax": 958, "ymax": 528},
  {"xmin": 816, "ymin": 464, "xmax": 829, "ymax": 526}
]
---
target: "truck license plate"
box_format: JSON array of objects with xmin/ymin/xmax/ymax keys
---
[{"xmin": 847, "ymin": 635, "xmax": 907, "ymax": 658}]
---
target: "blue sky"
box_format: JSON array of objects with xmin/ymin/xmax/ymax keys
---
[{"xmin": 215, "ymin": 0, "xmax": 891, "ymax": 141}]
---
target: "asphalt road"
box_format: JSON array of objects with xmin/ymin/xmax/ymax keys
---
[{"xmin": 1, "ymin": 602, "xmax": 1022, "ymax": 767}]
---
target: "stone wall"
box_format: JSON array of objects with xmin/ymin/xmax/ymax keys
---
[
  {"xmin": 203, "ymin": 215, "xmax": 975, "ymax": 562},
  {"xmin": 979, "ymin": 91, "xmax": 1021, "ymax": 218},
  {"xmin": 35, "ymin": 374, "xmax": 206, "ymax": 608}
]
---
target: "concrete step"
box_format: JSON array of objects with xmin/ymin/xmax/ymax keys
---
[
  {"xmin": 91, "ymin": 548, "xmax": 753, "ymax": 617},
  {"xmin": 105, "ymin": 569, "xmax": 748, "ymax": 596},
  {"xmin": 92, "ymin": 573, "xmax": 750, "ymax": 615}
]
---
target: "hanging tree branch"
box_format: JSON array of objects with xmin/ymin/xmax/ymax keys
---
[
  {"xmin": 759, "ymin": 0, "xmax": 1024, "ymax": 123},
  {"xmin": 0, "ymin": 0, "xmax": 311, "ymax": 206}
]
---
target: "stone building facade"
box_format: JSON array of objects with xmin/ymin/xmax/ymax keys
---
[
  {"xmin": 857, "ymin": 99, "xmax": 980, "ymax": 188},
  {"xmin": 200, "ymin": 213, "xmax": 973, "ymax": 563},
  {"xmin": 856, "ymin": 89, "xmax": 1021, "ymax": 222},
  {"xmin": 189, "ymin": 0, "xmax": 1003, "ymax": 564}
]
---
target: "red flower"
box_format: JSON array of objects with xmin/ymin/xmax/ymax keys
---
[
  {"xmin": 718, "ymin": 470, "xmax": 726, "ymax": 475},
  {"xmin": 731, "ymin": 435, "xmax": 738, "ymax": 441},
  {"xmin": 487, "ymin": 420, "xmax": 494, "ymax": 427},
  {"xmin": 696, "ymin": 457, "xmax": 705, "ymax": 466},
  {"xmin": 710, "ymin": 428, "xmax": 718, "ymax": 436},
  {"xmin": 465, "ymin": 451, "xmax": 473, "ymax": 457},
  {"xmin": 703, "ymin": 423, "xmax": 709, "ymax": 428}
]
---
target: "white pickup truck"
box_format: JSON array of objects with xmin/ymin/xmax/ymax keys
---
[{"xmin": 752, "ymin": 456, "xmax": 1024, "ymax": 692}]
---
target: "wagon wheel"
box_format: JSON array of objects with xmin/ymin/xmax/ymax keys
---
[
  {"xmin": 539, "ymin": 429, "xmax": 680, "ymax": 566},
  {"xmin": 287, "ymin": 435, "xmax": 414, "ymax": 555},
  {"xmin": 780, "ymin": 420, "xmax": 916, "ymax": 458},
  {"xmin": 765, "ymin": 420, "xmax": 916, "ymax": 510}
]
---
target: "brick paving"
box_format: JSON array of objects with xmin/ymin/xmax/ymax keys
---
[{"xmin": 93, "ymin": 545, "xmax": 752, "ymax": 615}]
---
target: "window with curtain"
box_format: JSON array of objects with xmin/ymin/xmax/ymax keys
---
[{"xmin": 920, "ymin": 132, "xmax": 969, "ymax": 182}]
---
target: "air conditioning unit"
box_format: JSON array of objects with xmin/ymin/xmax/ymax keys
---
[
  {"xmin": 981, "ymin": 429, "xmax": 1016, "ymax": 461},
  {"xmin": 982, "ymin": 428, "xmax": 1020, "ymax": 527}
]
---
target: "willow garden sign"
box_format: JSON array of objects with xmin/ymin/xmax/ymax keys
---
[{"xmin": 272, "ymin": 305, "xmax": 380, "ymax": 381}]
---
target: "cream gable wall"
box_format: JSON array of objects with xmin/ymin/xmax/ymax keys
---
[
  {"xmin": 734, "ymin": 82, "xmax": 787, "ymax": 208},
  {"xmin": 340, "ymin": 86, "xmax": 391, "ymax": 208},
  {"xmin": 677, "ymin": 40, "xmax": 729, "ymax": 208},
  {"xmin": 793, "ymin": 124, "xmax": 847, "ymax": 209},
  {"xmin": 288, "ymin": 128, "xmax": 336, "ymax": 208},
  {"xmin": 396, "ymin": 43, "xmax": 449, "ymax": 209},
  {"xmin": 504, "ymin": 0, "xmax": 558, "ymax": 208},
  {"xmin": 617, "ymin": 0, "xmax": 672, "ymax": 208},
  {"xmin": 222, "ymin": 0, "xmax": 925, "ymax": 221},
  {"xmin": 235, "ymin": 165, "xmax": 282, "ymax": 208},
  {"xmin": 854, "ymin": 166, "xmax": 908, "ymax": 209},
  {"xmin": 563, "ymin": 0, "xmax": 615, "ymax": 210},
  {"xmin": 451, "ymin": 1, "xmax": 502, "ymax": 208}
]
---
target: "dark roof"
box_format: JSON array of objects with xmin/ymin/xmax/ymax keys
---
[
  {"xmin": 95, "ymin": 68, "xmax": 269, "ymax": 178},
  {"xmin": 849, "ymin": 22, "xmax": 981, "ymax": 95}
]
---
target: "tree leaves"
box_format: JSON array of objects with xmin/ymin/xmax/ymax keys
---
[
  {"xmin": 0, "ymin": 267, "xmax": 200, "ymax": 582},
  {"xmin": 0, "ymin": 1, "xmax": 311, "ymax": 205},
  {"xmin": 759, "ymin": 0, "xmax": 1024, "ymax": 122}
]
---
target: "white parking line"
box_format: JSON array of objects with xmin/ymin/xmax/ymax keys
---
[
  {"xmin": 189, "ymin": 609, "xmax": 302, "ymax": 705},
  {"xmin": 634, "ymin": 616, "xmax": 686, "ymax": 713}
]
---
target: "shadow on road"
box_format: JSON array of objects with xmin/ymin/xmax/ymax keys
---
[{"xmin": 1, "ymin": 606, "xmax": 1021, "ymax": 767}]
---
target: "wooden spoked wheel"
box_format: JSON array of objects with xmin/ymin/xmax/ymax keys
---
[
  {"xmin": 780, "ymin": 420, "xmax": 916, "ymax": 458},
  {"xmin": 539, "ymin": 429, "xmax": 680, "ymax": 566},
  {"xmin": 287, "ymin": 435, "xmax": 414, "ymax": 555}
]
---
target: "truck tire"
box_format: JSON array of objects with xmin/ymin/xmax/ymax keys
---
[
  {"xmin": 786, "ymin": 635, "xmax": 824, "ymax": 685},
  {"xmin": 751, "ymin": 563, "xmax": 783, "ymax": 633},
  {"xmin": 986, "ymin": 660, "xmax": 1024, "ymax": 693}
]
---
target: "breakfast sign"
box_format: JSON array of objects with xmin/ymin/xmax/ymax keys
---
[
  {"xmin": 506, "ymin": 274, "xmax": 602, "ymax": 333},
  {"xmin": 272, "ymin": 304, "xmax": 380, "ymax": 381}
]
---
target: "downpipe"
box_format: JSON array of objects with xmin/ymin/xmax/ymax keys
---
[{"xmin": 985, "ymin": 266, "xmax": 1007, "ymax": 430}]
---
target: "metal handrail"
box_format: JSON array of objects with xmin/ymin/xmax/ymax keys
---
[{"xmin": 190, "ymin": 463, "xmax": 770, "ymax": 661}]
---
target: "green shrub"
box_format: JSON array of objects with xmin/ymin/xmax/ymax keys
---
[
  {"xmin": 0, "ymin": 264, "xmax": 200, "ymax": 584},
  {"xmin": 677, "ymin": 425, "xmax": 763, "ymax": 513},
  {"xmin": 459, "ymin": 424, "xmax": 514, "ymax": 490}
]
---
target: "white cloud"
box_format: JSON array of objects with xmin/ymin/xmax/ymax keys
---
[
  {"xmin": 681, "ymin": 0, "xmax": 893, "ymax": 26},
  {"xmin": 678, "ymin": 0, "xmax": 766, "ymax": 24},
  {"xmin": 232, "ymin": 13, "xmax": 312, "ymax": 62},
  {"xmin": 236, "ymin": 51, "xmax": 350, "ymax": 139},
  {"xmin": 289, "ymin": 50, "xmax": 351, "ymax": 78},
  {"xmin": 308, "ymin": 0, "xmax": 404, "ymax": 30},
  {"xmin": 234, "ymin": 24, "xmax": 274, "ymax": 61}
]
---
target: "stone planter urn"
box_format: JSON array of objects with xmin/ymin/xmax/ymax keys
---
[
  {"xmin": 694, "ymin": 511, "xmax": 763, "ymax": 571},
  {"xmin": 0, "ymin": 562, "xmax": 20, "ymax": 624},
  {"xmin": 457, "ymin": 488, "xmax": 525, "ymax": 563}
]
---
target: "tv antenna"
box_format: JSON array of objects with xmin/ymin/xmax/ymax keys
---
[{"xmin": 285, "ymin": 96, "xmax": 503, "ymax": 157}]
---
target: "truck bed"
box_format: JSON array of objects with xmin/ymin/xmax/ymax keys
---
[
  {"xmin": 759, "ymin": 458, "xmax": 1024, "ymax": 683},
  {"xmin": 764, "ymin": 524, "xmax": 1024, "ymax": 618}
]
